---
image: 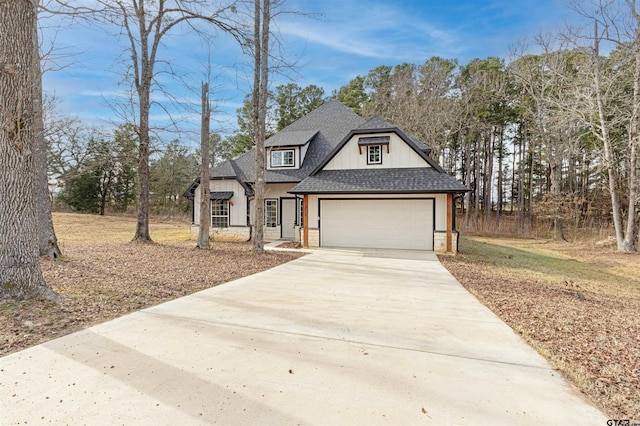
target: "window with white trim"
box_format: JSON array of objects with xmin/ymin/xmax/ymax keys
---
[
  {"xmin": 211, "ymin": 200, "xmax": 229, "ymax": 228},
  {"xmin": 271, "ymin": 149, "xmax": 295, "ymax": 168},
  {"xmin": 367, "ymin": 145, "xmax": 382, "ymax": 164},
  {"xmin": 265, "ymin": 199, "xmax": 278, "ymax": 228}
]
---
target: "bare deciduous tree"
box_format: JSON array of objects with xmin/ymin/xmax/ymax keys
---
[
  {"xmin": 34, "ymin": 4, "xmax": 62, "ymax": 258},
  {"xmin": 48, "ymin": 0, "xmax": 245, "ymax": 243},
  {"xmin": 251, "ymin": 0, "xmax": 270, "ymax": 253},
  {"xmin": 569, "ymin": 0, "xmax": 639, "ymax": 251},
  {"xmin": 0, "ymin": 0, "xmax": 56, "ymax": 300},
  {"xmin": 197, "ymin": 81, "xmax": 211, "ymax": 249}
]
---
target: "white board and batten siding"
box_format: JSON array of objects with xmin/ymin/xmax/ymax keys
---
[
  {"xmin": 323, "ymin": 132, "xmax": 429, "ymax": 170},
  {"xmin": 249, "ymin": 183, "xmax": 298, "ymax": 226},
  {"xmin": 193, "ymin": 179, "xmax": 247, "ymax": 226}
]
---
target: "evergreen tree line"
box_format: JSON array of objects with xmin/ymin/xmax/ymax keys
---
[
  {"xmin": 219, "ymin": 48, "xmax": 639, "ymax": 249},
  {"xmin": 330, "ymin": 47, "xmax": 638, "ymax": 247},
  {"xmin": 48, "ymin": 5, "xmax": 640, "ymax": 252},
  {"xmin": 51, "ymin": 49, "xmax": 639, "ymax": 249}
]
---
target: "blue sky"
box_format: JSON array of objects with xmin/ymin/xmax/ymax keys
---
[{"xmin": 41, "ymin": 0, "xmax": 573, "ymax": 150}]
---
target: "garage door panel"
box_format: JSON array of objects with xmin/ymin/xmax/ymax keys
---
[{"xmin": 320, "ymin": 199, "xmax": 433, "ymax": 250}]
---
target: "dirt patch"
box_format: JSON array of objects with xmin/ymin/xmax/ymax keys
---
[
  {"xmin": 0, "ymin": 214, "xmax": 303, "ymax": 357},
  {"xmin": 440, "ymin": 237, "xmax": 640, "ymax": 420}
]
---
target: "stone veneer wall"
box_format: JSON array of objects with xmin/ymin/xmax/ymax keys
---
[
  {"xmin": 190, "ymin": 225, "xmax": 251, "ymax": 242},
  {"xmin": 304, "ymin": 229, "xmax": 320, "ymax": 248},
  {"xmin": 264, "ymin": 226, "xmax": 280, "ymax": 241},
  {"xmin": 433, "ymin": 230, "xmax": 458, "ymax": 253}
]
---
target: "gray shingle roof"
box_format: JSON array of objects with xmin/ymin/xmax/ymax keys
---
[
  {"xmin": 211, "ymin": 99, "xmax": 365, "ymax": 183},
  {"xmin": 357, "ymin": 136, "xmax": 390, "ymax": 145},
  {"xmin": 357, "ymin": 114, "xmax": 395, "ymax": 130},
  {"xmin": 210, "ymin": 191, "xmax": 233, "ymax": 200},
  {"xmin": 265, "ymin": 129, "xmax": 318, "ymax": 148},
  {"xmin": 197, "ymin": 100, "xmax": 468, "ymax": 196},
  {"xmin": 290, "ymin": 168, "xmax": 469, "ymax": 194},
  {"xmin": 211, "ymin": 161, "xmax": 236, "ymax": 178}
]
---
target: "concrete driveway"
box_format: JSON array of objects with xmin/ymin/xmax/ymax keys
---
[{"xmin": 0, "ymin": 248, "xmax": 606, "ymax": 425}]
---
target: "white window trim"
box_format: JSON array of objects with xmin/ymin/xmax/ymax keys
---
[
  {"xmin": 211, "ymin": 200, "xmax": 229, "ymax": 228},
  {"xmin": 265, "ymin": 199, "xmax": 278, "ymax": 228},
  {"xmin": 271, "ymin": 149, "xmax": 295, "ymax": 168},
  {"xmin": 367, "ymin": 145, "xmax": 382, "ymax": 164}
]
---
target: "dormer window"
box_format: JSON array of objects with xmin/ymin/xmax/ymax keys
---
[
  {"xmin": 271, "ymin": 149, "xmax": 295, "ymax": 168},
  {"xmin": 358, "ymin": 136, "xmax": 389, "ymax": 166},
  {"xmin": 367, "ymin": 145, "xmax": 382, "ymax": 164}
]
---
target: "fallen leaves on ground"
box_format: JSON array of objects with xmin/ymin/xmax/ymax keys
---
[{"xmin": 0, "ymin": 241, "xmax": 303, "ymax": 357}]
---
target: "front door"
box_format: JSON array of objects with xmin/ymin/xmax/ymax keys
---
[{"xmin": 281, "ymin": 198, "xmax": 296, "ymax": 239}]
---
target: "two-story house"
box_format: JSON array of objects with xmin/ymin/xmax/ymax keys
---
[{"xmin": 184, "ymin": 100, "xmax": 468, "ymax": 252}]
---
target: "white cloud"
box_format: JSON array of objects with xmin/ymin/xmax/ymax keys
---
[{"xmin": 275, "ymin": 1, "xmax": 458, "ymax": 61}]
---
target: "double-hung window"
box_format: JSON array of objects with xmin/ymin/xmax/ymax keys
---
[
  {"xmin": 271, "ymin": 149, "xmax": 295, "ymax": 168},
  {"xmin": 265, "ymin": 199, "xmax": 278, "ymax": 228},
  {"xmin": 367, "ymin": 145, "xmax": 382, "ymax": 164},
  {"xmin": 211, "ymin": 200, "xmax": 229, "ymax": 228}
]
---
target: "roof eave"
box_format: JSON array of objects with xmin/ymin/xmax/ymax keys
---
[
  {"xmin": 182, "ymin": 177, "xmax": 200, "ymax": 199},
  {"xmin": 289, "ymin": 188, "xmax": 470, "ymax": 195}
]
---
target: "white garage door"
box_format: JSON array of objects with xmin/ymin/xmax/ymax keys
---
[{"xmin": 320, "ymin": 199, "xmax": 433, "ymax": 250}]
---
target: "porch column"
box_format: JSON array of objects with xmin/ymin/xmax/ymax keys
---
[
  {"xmin": 303, "ymin": 194, "xmax": 309, "ymax": 248},
  {"xmin": 446, "ymin": 193, "xmax": 453, "ymax": 253}
]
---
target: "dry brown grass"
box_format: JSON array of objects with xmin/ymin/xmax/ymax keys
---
[
  {"xmin": 440, "ymin": 236, "xmax": 640, "ymax": 420},
  {"xmin": 0, "ymin": 213, "xmax": 303, "ymax": 357}
]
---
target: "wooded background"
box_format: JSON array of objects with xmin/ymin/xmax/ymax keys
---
[{"xmin": 46, "ymin": 1, "xmax": 640, "ymax": 251}]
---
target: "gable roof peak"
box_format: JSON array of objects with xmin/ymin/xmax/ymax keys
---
[
  {"xmin": 204, "ymin": 98, "xmax": 365, "ymax": 184},
  {"xmin": 358, "ymin": 114, "xmax": 396, "ymax": 130},
  {"xmin": 356, "ymin": 114, "xmax": 432, "ymax": 153},
  {"xmin": 277, "ymin": 99, "xmax": 360, "ymax": 132}
]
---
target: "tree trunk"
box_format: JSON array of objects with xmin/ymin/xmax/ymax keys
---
[
  {"xmin": 510, "ymin": 130, "xmax": 517, "ymax": 215},
  {"xmin": 550, "ymin": 138, "xmax": 565, "ymax": 241},
  {"xmin": 132, "ymin": 3, "xmax": 153, "ymax": 243},
  {"xmin": 463, "ymin": 130, "xmax": 472, "ymax": 227},
  {"xmin": 622, "ymin": 27, "xmax": 640, "ymax": 252},
  {"xmin": 133, "ymin": 80, "xmax": 152, "ymax": 242},
  {"xmin": 0, "ymin": 0, "xmax": 56, "ymax": 301},
  {"xmin": 527, "ymin": 128, "xmax": 535, "ymax": 229},
  {"xmin": 99, "ymin": 172, "xmax": 111, "ymax": 216},
  {"xmin": 473, "ymin": 135, "xmax": 481, "ymax": 227},
  {"xmin": 252, "ymin": 0, "xmax": 270, "ymax": 253},
  {"xmin": 33, "ymin": 11, "xmax": 61, "ymax": 259},
  {"xmin": 483, "ymin": 128, "xmax": 494, "ymax": 228},
  {"xmin": 593, "ymin": 22, "xmax": 626, "ymax": 250},
  {"xmin": 496, "ymin": 126, "xmax": 504, "ymax": 229},
  {"xmin": 197, "ymin": 82, "xmax": 211, "ymax": 249},
  {"xmin": 517, "ymin": 123, "xmax": 526, "ymax": 230}
]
